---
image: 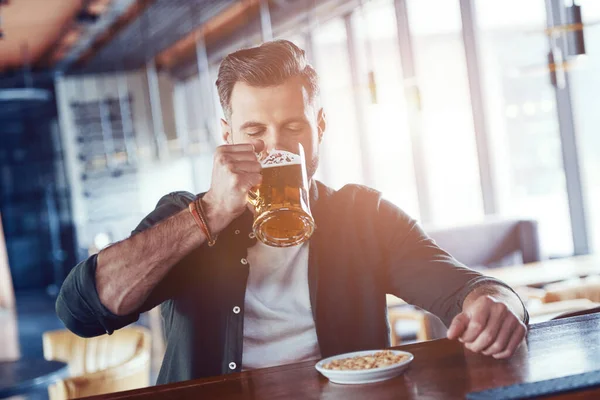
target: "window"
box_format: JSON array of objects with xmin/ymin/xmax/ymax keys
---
[
  {"xmin": 351, "ymin": 0, "xmax": 420, "ymax": 218},
  {"xmin": 179, "ymin": 76, "xmax": 204, "ymax": 146},
  {"xmin": 312, "ymin": 17, "xmax": 366, "ymax": 189},
  {"xmin": 475, "ymin": 0, "xmax": 574, "ymax": 256},
  {"xmin": 568, "ymin": 0, "xmax": 600, "ymax": 252},
  {"xmin": 171, "ymin": 68, "xmax": 222, "ymax": 193},
  {"xmin": 406, "ymin": 0, "xmax": 484, "ymax": 226}
]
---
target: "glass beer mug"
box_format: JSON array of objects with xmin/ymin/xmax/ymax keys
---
[{"xmin": 247, "ymin": 143, "xmax": 315, "ymax": 247}]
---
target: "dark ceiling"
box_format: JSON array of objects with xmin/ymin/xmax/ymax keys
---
[{"xmin": 70, "ymin": 0, "xmax": 237, "ymax": 75}]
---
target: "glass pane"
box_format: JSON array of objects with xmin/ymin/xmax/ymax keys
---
[
  {"xmin": 182, "ymin": 76, "xmax": 205, "ymax": 142},
  {"xmin": 569, "ymin": 0, "xmax": 600, "ymax": 252},
  {"xmin": 209, "ymin": 64, "xmax": 224, "ymax": 144},
  {"xmin": 475, "ymin": 0, "xmax": 573, "ymax": 256},
  {"xmin": 406, "ymin": 0, "xmax": 484, "ymax": 225},
  {"xmin": 352, "ymin": 0, "xmax": 420, "ymax": 218},
  {"xmin": 312, "ymin": 17, "xmax": 366, "ymax": 188}
]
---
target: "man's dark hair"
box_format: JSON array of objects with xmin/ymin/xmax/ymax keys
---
[{"xmin": 216, "ymin": 40, "xmax": 320, "ymax": 120}]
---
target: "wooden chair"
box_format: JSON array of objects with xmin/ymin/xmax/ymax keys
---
[
  {"xmin": 0, "ymin": 213, "xmax": 15, "ymax": 310},
  {"xmin": 43, "ymin": 326, "xmax": 151, "ymax": 400},
  {"xmin": 388, "ymin": 307, "xmax": 431, "ymax": 346}
]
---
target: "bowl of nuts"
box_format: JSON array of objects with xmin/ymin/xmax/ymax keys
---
[{"xmin": 315, "ymin": 349, "xmax": 414, "ymax": 385}]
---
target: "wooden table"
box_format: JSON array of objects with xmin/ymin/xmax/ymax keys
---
[
  {"xmin": 81, "ymin": 313, "xmax": 600, "ymax": 399},
  {"xmin": 385, "ymin": 255, "xmax": 600, "ymax": 308},
  {"xmin": 486, "ymin": 255, "xmax": 600, "ymax": 288}
]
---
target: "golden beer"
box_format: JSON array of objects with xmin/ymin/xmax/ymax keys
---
[{"xmin": 248, "ymin": 146, "xmax": 315, "ymax": 247}]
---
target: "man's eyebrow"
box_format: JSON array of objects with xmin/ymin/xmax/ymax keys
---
[{"xmin": 239, "ymin": 121, "xmax": 266, "ymax": 130}]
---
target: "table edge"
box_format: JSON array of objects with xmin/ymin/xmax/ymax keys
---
[{"xmin": 0, "ymin": 360, "xmax": 68, "ymax": 398}]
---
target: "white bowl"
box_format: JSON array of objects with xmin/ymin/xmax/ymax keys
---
[{"xmin": 315, "ymin": 349, "xmax": 414, "ymax": 385}]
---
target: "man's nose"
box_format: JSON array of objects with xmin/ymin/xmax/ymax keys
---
[{"xmin": 262, "ymin": 130, "xmax": 287, "ymax": 153}]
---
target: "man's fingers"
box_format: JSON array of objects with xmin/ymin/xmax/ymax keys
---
[
  {"xmin": 220, "ymin": 143, "xmax": 256, "ymax": 153},
  {"xmin": 482, "ymin": 316, "xmax": 517, "ymax": 356},
  {"xmin": 447, "ymin": 312, "xmax": 469, "ymax": 340},
  {"xmin": 464, "ymin": 303, "xmax": 507, "ymax": 352},
  {"xmin": 236, "ymin": 172, "xmax": 262, "ymax": 192},
  {"xmin": 218, "ymin": 152, "xmax": 262, "ymax": 165},
  {"xmin": 492, "ymin": 323, "xmax": 527, "ymax": 359},
  {"xmin": 231, "ymin": 161, "xmax": 262, "ymax": 173},
  {"xmin": 460, "ymin": 305, "xmax": 489, "ymax": 343},
  {"xmin": 219, "ymin": 141, "xmax": 266, "ymax": 161},
  {"xmin": 456, "ymin": 294, "xmax": 528, "ymax": 359}
]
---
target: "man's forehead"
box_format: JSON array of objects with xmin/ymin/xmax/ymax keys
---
[{"xmin": 229, "ymin": 77, "xmax": 312, "ymax": 117}]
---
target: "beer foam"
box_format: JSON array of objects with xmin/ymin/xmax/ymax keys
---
[{"xmin": 260, "ymin": 149, "xmax": 301, "ymax": 168}]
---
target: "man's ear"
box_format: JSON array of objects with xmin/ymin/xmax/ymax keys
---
[
  {"xmin": 221, "ymin": 118, "xmax": 233, "ymax": 144},
  {"xmin": 317, "ymin": 108, "xmax": 326, "ymax": 143}
]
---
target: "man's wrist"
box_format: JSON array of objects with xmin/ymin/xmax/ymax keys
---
[
  {"xmin": 200, "ymin": 192, "xmax": 235, "ymax": 235},
  {"xmin": 463, "ymin": 283, "xmax": 527, "ymax": 323}
]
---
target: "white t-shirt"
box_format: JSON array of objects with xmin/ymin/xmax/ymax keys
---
[{"xmin": 242, "ymin": 241, "xmax": 321, "ymax": 370}]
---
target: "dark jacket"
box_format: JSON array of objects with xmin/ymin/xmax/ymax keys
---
[{"xmin": 56, "ymin": 181, "xmax": 525, "ymax": 385}]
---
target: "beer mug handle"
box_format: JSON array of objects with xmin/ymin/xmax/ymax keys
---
[
  {"xmin": 247, "ymin": 148, "xmax": 263, "ymax": 209},
  {"xmin": 247, "ymin": 189, "xmax": 259, "ymax": 208}
]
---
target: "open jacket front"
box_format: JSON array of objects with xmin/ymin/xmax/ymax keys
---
[{"xmin": 56, "ymin": 181, "xmax": 525, "ymax": 385}]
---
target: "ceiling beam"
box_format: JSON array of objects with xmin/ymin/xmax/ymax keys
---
[
  {"xmin": 36, "ymin": 0, "xmax": 114, "ymax": 68},
  {"xmin": 37, "ymin": 23, "xmax": 85, "ymax": 68},
  {"xmin": 155, "ymin": 0, "xmax": 261, "ymax": 72},
  {"xmin": 72, "ymin": 0, "xmax": 155, "ymax": 69}
]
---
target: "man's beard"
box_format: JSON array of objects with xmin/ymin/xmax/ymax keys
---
[{"xmin": 307, "ymin": 153, "xmax": 320, "ymax": 181}]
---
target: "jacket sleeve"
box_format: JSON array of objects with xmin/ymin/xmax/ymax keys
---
[
  {"xmin": 56, "ymin": 191, "xmax": 194, "ymax": 337},
  {"xmin": 376, "ymin": 198, "xmax": 529, "ymax": 327}
]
